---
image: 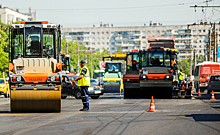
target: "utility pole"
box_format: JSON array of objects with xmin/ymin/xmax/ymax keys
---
[
  {"xmin": 85, "ymin": 47, "xmax": 87, "ymax": 61},
  {"xmin": 66, "ymin": 42, "xmax": 68, "ymax": 54},
  {"xmin": 193, "ymin": 49, "xmax": 196, "ymax": 71},
  {"xmin": 214, "ymin": 23, "xmax": 217, "ymax": 62},
  {"xmin": 77, "ymin": 45, "xmax": 79, "ymax": 73},
  {"xmin": 90, "ymin": 48, "xmax": 93, "ymax": 79}
]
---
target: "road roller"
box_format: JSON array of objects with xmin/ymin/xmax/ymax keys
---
[{"xmin": 8, "ymin": 21, "xmax": 62, "ymax": 112}]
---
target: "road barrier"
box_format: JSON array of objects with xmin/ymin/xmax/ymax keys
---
[
  {"xmin": 210, "ymin": 90, "xmax": 216, "ymax": 101},
  {"xmin": 198, "ymin": 89, "xmax": 201, "ymax": 97},
  {"xmin": 147, "ymin": 96, "xmax": 158, "ymax": 112}
]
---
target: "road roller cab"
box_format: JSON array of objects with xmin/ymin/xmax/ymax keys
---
[{"xmin": 9, "ymin": 21, "xmax": 62, "ymax": 112}]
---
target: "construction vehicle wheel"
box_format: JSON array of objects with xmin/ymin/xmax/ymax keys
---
[
  {"xmin": 74, "ymin": 89, "xmax": 81, "ymax": 99},
  {"xmin": 61, "ymin": 96, "xmax": 67, "ymax": 99},
  {"xmin": 178, "ymin": 90, "xmax": 185, "ymax": 99},
  {"xmin": 4, "ymin": 91, "xmax": 9, "ymax": 98},
  {"xmin": 10, "ymin": 90, "xmax": 61, "ymax": 112},
  {"xmin": 91, "ymin": 96, "xmax": 100, "ymax": 99}
]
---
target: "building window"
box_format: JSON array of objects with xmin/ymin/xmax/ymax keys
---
[
  {"xmin": 152, "ymin": 31, "xmax": 155, "ymax": 33},
  {"xmin": 97, "ymin": 37, "xmax": 100, "ymax": 40},
  {"xmin": 199, "ymin": 50, "xmax": 201, "ymax": 53},
  {"xmin": 102, "ymin": 42, "xmax": 104, "ymax": 45},
  {"xmin": 143, "ymin": 41, "xmax": 146, "ymax": 44},
  {"xmin": 166, "ymin": 30, "xmax": 172, "ymax": 33},
  {"xmin": 84, "ymin": 32, "xmax": 89, "ymax": 34},
  {"xmin": 102, "ymin": 37, "xmax": 104, "ymax": 40},
  {"xmin": 142, "ymin": 36, "xmax": 146, "ymax": 39},
  {"xmin": 142, "ymin": 31, "xmax": 146, "ymax": 34},
  {"xmin": 111, "ymin": 48, "xmax": 115, "ymax": 50},
  {"xmin": 111, "ymin": 42, "xmax": 115, "ymax": 45},
  {"xmin": 157, "ymin": 31, "xmax": 160, "ymax": 34},
  {"xmin": 102, "ymin": 32, "xmax": 104, "ymax": 34},
  {"xmin": 111, "ymin": 32, "xmax": 115, "ymax": 34},
  {"xmin": 203, "ymin": 30, "xmax": 205, "ymax": 32},
  {"xmin": 107, "ymin": 47, "xmax": 109, "ymax": 50},
  {"xmin": 107, "ymin": 42, "xmax": 109, "ymax": 45},
  {"xmin": 148, "ymin": 31, "xmax": 151, "ymax": 34},
  {"xmin": 193, "ymin": 30, "xmax": 196, "ymax": 33},
  {"xmin": 92, "ymin": 42, "xmax": 95, "ymax": 45},
  {"xmin": 97, "ymin": 32, "xmax": 100, "ymax": 35},
  {"xmin": 92, "ymin": 37, "xmax": 95, "ymax": 40},
  {"xmin": 98, "ymin": 42, "xmax": 100, "ymax": 45},
  {"xmin": 135, "ymin": 31, "xmax": 140, "ymax": 34},
  {"xmin": 107, "ymin": 37, "xmax": 109, "ymax": 39},
  {"xmin": 106, "ymin": 32, "xmax": 109, "ymax": 34},
  {"xmin": 198, "ymin": 30, "xmax": 201, "ymax": 32},
  {"xmin": 92, "ymin": 32, "xmax": 95, "ymax": 35},
  {"xmin": 135, "ymin": 36, "xmax": 139, "ymax": 39},
  {"xmin": 199, "ymin": 45, "xmax": 201, "ymax": 48}
]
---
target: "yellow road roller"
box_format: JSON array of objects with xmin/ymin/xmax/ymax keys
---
[{"xmin": 9, "ymin": 21, "xmax": 62, "ymax": 112}]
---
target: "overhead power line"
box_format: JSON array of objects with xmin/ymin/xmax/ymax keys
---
[{"xmin": 19, "ymin": 1, "xmax": 206, "ymax": 11}]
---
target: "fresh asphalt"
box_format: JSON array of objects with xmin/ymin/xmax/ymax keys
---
[{"xmin": 0, "ymin": 91, "xmax": 219, "ymax": 135}]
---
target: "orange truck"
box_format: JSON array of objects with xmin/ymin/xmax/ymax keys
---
[{"xmin": 9, "ymin": 21, "xmax": 62, "ymax": 112}]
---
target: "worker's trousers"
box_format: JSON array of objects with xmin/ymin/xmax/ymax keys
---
[
  {"xmin": 179, "ymin": 80, "xmax": 183, "ymax": 90},
  {"xmin": 80, "ymin": 86, "xmax": 89, "ymax": 110}
]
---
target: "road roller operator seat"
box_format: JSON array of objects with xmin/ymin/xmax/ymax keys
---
[{"xmin": 30, "ymin": 36, "xmax": 41, "ymax": 53}]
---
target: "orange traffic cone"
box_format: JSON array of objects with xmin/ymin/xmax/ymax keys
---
[
  {"xmin": 198, "ymin": 89, "xmax": 201, "ymax": 96},
  {"xmin": 186, "ymin": 83, "xmax": 188, "ymax": 88},
  {"xmin": 210, "ymin": 90, "xmax": 216, "ymax": 100},
  {"xmin": 147, "ymin": 96, "xmax": 158, "ymax": 112}
]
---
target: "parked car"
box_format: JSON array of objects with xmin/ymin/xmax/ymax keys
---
[
  {"xmin": 88, "ymin": 84, "xmax": 104, "ymax": 99},
  {"xmin": 61, "ymin": 75, "xmax": 81, "ymax": 99},
  {"xmin": 207, "ymin": 75, "xmax": 220, "ymax": 94},
  {"xmin": 0, "ymin": 78, "xmax": 10, "ymax": 98},
  {"xmin": 62, "ymin": 75, "xmax": 104, "ymax": 99},
  {"xmin": 90, "ymin": 79, "xmax": 99, "ymax": 86}
]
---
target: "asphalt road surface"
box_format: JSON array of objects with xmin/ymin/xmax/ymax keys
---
[{"xmin": 0, "ymin": 92, "xmax": 219, "ymax": 135}]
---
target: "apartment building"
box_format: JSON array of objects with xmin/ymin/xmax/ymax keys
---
[
  {"xmin": 0, "ymin": 6, "xmax": 36, "ymax": 24},
  {"xmin": 61, "ymin": 23, "xmax": 220, "ymax": 61}
]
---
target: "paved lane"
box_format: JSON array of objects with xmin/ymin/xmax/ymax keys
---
[{"xmin": 0, "ymin": 94, "xmax": 219, "ymax": 135}]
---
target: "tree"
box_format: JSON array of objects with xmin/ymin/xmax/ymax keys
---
[
  {"xmin": 114, "ymin": 46, "xmax": 122, "ymax": 54},
  {"xmin": 61, "ymin": 39, "xmax": 110, "ymax": 76},
  {"xmin": 178, "ymin": 58, "xmax": 191, "ymax": 76},
  {"xmin": 0, "ymin": 25, "xmax": 9, "ymax": 77}
]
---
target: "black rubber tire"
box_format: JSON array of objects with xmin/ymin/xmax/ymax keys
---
[
  {"xmin": 91, "ymin": 96, "xmax": 100, "ymax": 99},
  {"xmin": 178, "ymin": 90, "xmax": 186, "ymax": 99},
  {"xmin": 4, "ymin": 91, "xmax": 9, "ymax": 98},
  {"xmin": 74, "ymin": 89, "xmax": 81, "ymax": 99},
  {"xmin": 207, "ymin": 90, "xmax": 211, "ymax": 94},
  {"xmin": 61, "ymin": 96, "xmax": 67, "ymax": 99}
]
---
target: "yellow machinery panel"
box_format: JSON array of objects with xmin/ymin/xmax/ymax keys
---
[{"xmin": 10, "ymin": 90, "xmax": 61, "ymax": 113}]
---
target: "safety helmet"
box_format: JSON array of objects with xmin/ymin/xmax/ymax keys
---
[
  {"xmin": 180, "ymin": 68, "xmax": 183, "ymax": 71},
  {"xmin": 80, "ymin": 60, "xmax": 87, "ymax": 64}
]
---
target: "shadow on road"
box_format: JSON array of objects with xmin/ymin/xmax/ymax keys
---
[{"xmin": 185, "ymin": 114, "xmax": 220, "ymax": 121}]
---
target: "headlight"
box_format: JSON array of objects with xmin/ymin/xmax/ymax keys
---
[
  {"xmin": 17, "ymin": 76, "xmax": 21, "ymax": 81},
  {"xmin": 166, "ymin": 76, "xmax": 169, "ymax": 79},
  {"xmin": 51, "ymin": 76, "xmax": 55, "ymax": 81},
  {"xmin": 143, "ymin": 76, "xmax": 146, "ymax": 78}
]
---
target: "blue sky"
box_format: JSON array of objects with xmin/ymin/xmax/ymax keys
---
[{"xmin": 1, "ymin": 0, "xmax": 220, "ymax": 27}]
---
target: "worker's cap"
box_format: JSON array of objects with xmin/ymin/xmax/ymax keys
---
[
  {"xmin": 80, "ymin": 60, "xmax": 87, "ymax": 64},
  {"xmin": 180, "ymin": 68, "xmax": 183, "ymax": 71}
]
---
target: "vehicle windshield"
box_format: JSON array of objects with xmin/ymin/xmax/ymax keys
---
[
  {"xmin": 0, "ymin": 80, "xmax": 5, "ymax": 83},
  {"xmin": 25, "ymin": 26, "xmax": 42, "ymax": 56},
  {"xmin": 105, "ymin": 63, "xmax": 121, "ymax": 73},
  {"xmin": 90, "ymin": 79, "xmax": 97, "ymax": 83},
  {"xmin": 210, "ymin": 76, "xmax": 220, "ymax": 81},
  {"xmin": 126, "ymin": 53, "xmax": 140, "ymax": 74},
  {"xmin": 141, "ymin": 50, "xmax": 171, "ymax": 67}
]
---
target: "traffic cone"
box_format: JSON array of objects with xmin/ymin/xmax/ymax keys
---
[
  {"xmin": 210, "ymin": 90, "xmax": 216, "ymax": 100},
  {"xmin": 182, "ymin": 82, "xmax": 185, "ymax": 89},
  {"xmin": 147, "ymin": 96, "xmax": 158, "ymax": 112},
  {"xmin": 186, "ymin": 83, "xmax": 188, "ymax": 88},
  {"xmin": 191, "ymin": 88, "xmax": 194, "ymax": 94},
  {"xmin": 198, "ymin": 89, "xmax": 201, "ymax": 96}
]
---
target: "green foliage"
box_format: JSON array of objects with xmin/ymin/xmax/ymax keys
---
[
  {"xmin": 0, "ymin": 24, "xmax": 9, "ymax": 77},
  {"xmin": 114, "ymin": 46, "xmax": 122, "ymax": 54},
  {"xmin": 61, "ymin": 38, "xmax": 110, "ymax": 76},
  {"xmin": 178, "ymin": 58, "xmax": 191, "ymax": 76}
]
